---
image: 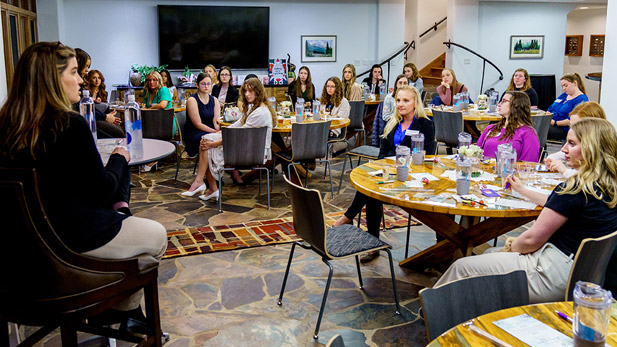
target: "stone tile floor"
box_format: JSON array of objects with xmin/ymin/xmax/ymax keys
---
[{"xmin": 16, "ymin": 142, "xmax": 548, "ymax": 347}]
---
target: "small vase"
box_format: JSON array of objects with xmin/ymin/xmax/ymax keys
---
[
  {"xmin": 129, "ymin": 72, "xmax": 142, "ymax": 87},
  {"xmin": 282, "ymin": 106, "xmax": 291, "ymax": 117}
]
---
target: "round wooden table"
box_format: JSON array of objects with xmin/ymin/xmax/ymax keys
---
[
  {"xmin": 97, "ymin": 138, "xmax": 176, "ymax": 166},
  {"xmin": 218, "ymin": 116, "xmax": 350, "ymax": 133},
  {"xmin": 349, "ymin": 156, "xmax": 545, "ymax": 268},
  {"xmin": 427, "ymin": 301, "xmax": 617, "ymax": 346},
  {"xmin": 424, "ymin": 107, "xmax": 546, "ymax": 122}
]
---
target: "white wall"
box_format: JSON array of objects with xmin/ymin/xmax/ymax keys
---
[
  {"xmin": 40, "ymin": 0, "xmax": 405, "ymax": 97},
  {"xmin": 36, "ymin": 0, "xmax": 65, "ymax": 42},
  {"xmin": 564, "ymin": 8, "xmax": 606, "ymax": 103},
  {"xmin": 601, "ymin": 0, "xmax": 617, "ymax": 125},
  {"xmin": 405, "ymin": 0, "xmax": 447, "ymax": 70},
  {"xmin": 447, "ymin": 1, "xmax": 577, "ymax": 100}
]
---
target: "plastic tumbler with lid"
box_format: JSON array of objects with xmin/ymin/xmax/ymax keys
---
[
  {"xmin": 411, "ymin": 133, "xmax": 425, "ymax": 165},
  {"xmin": 458, "ymin": 132, "xmax": 472, "ymax": 149},
  {"xmin": 573, "ymin": 281, "xmax": 613, "ymax": 347}
]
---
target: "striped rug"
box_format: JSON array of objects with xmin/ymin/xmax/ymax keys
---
[{"xmin": 164, "ymin": 208, "xmax": 419, "ymax": 259}]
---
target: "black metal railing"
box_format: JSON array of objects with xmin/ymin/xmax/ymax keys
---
[
  {"xmin": 419, "ymin": 17, "xmax": 447, "ymax": 39},
  {"xmin": 357, "ymin": 40, "xmax": 415, "ymax": 83},
  {"xmin": 443, "ymin": 40, "xmax": 503, "ymax": 93}
]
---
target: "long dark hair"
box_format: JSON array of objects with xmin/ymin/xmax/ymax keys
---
[
  {"xmin": 0, "ymin": 42, "xmax": 76, "ymax": 159},
  {"xmin": 486, "ymin": 91, "xmax": 535, "ymax": 141},
  {"xmin": 295, "ymin": 66, "xmax": 314, "ymax": 100},
  {"xmin": 160, "ymin": 69, "xmax": 174, "ymax": 88}
]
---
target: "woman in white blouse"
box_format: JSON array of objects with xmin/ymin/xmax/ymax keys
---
[
  {"xmin": 194, "ymin": 78, "xmax": 275, "ymax": 201},
  {"xmin": 319, "ymin": 76, "xmax": 350, "ymax": 138}
]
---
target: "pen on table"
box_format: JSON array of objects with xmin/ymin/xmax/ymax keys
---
[
  {"xmin": 376, "ymin": 180, "xmax": 396, "ymax": 184},
  {"xmin": 555, "ymin": 310, "xmax": 573, "ymax": 323}
]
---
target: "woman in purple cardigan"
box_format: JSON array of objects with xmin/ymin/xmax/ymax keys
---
[{"xmin": 477, "ymin": 91, "xmax": 540, "ymax": 162}]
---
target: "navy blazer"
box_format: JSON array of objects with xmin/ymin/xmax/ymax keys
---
[
  {"xmin": 212, "ymin": 84, "xmax": 239, "ymax": 104},
  {"xmin": 378, "ymin": 117, "xmax": 436, "ymax": 159}
]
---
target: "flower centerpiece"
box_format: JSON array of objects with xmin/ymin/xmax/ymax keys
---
[
  {"xmin": 477, "ymin": 94, "xmax": 488, "ymax": 111},
  {"xmin": 280, "ymin": 101, "xmax": 292, "ymax": 117},
  {"xmin": 458, "ymin": 144, "xmax": 484, "ymax": 177},
  {"xmin": 177, "ymin": 65, "xmax": 196, "ymax": 85}
]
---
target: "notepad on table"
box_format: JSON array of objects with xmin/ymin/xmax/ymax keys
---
[{"xmin": 492, "ymin": 314, "xmax": 572, "ymax": 347}]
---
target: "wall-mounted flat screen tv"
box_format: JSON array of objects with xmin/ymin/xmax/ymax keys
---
[{"xmin": 158, "ymin": 5, "xmax": 270, "ymax": 70}]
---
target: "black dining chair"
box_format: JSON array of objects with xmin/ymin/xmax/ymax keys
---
[
  {"xmin": 278, "ymin": 176, "xmax": 401, "ymax": 340},
  {"xmin": 348, "ymin": 100, "xmax": 366, "ymax": 146},
  {"xmin": 273, "ymin": 121, "xmax": 334, "ymax": 197},
  {"xmin": 531, "ymin": 114, "xmax": 552, "ymax": 162},
  {"xmin": 141, "ymin": 108, "xmax": 178, "ymax": 169},
  {"xmin": 432, "ymin": 110, "xmax": 463, "ymax": 155},
  {"xmin": 217, "ymin": 127, "xmax": 271, "ymax": 212}
]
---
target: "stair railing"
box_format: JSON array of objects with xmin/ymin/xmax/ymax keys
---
[
  {"xmin": 419, "ymin": 17, "xmax": 447, "ymax": 39},
  {"xmin": 443, "ymin": 40, "xmax": 504, "ymax": 93},
  {"xmin": 357, "ymin": 41, "xmax": 415, "ymax": 84}
]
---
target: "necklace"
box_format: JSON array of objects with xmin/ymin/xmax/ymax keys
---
[{"xmin": 198, "ymin": 92, "xmax": 209, "ymax": 104}]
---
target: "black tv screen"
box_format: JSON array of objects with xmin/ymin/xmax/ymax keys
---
[{"xmin": 158, "ymin": 5, "xmax": 269, "ymax": 69}]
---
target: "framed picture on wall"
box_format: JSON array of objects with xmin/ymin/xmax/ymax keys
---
[
  {"xmin": 510, "ymin": 35, "xmax": 544, "ymax": 59},
  {"xmin": 301, "ymin": 35, "xmax": 337, "ymax": 62}
]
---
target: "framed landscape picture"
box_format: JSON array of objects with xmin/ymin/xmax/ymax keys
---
[
  {"xmin": 301, "ymin": 35, "xmax": 337, "ymax": 62},
  {"xmin": 510, "ymin": 35, "xmax": 544, "ymax": 59}
]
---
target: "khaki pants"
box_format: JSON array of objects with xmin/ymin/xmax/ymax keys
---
[
  {"xmin": 82, "ymin": 216, "xmax": 167, "ymax": 309},
  {"xmin": 434, "ymin": 243, "xmax": 573, "ymax": 303}
]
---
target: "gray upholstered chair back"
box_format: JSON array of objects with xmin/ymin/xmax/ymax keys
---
[
  {"xmin": 175, "ymin": 111, "xmax": 188, "ymax": 146},
  {"xmin": 432, "ymin": 110, "xmax": 463, "ymax": 147},
  {"xmin": 94, "ymin": 102, "xmax": 108, "ymax": 115},
  {"xmin": 283, "ymin": 175, "xmax": 328, "ymax": 256},
  {"xmin": 420, "ymin": 270, "xmax": 529, "ymax": 341},
  {"xmin": 291, "ymin": 121, "xmax": 331, "ymax": 161},
  {"xmin": 531, "ymin": 114, "xmax": 552, "ymax": 149},
  {"xmin": 141, "ymin": 109, "xmax": 175, "ymax": 141},
  {"xmin": 109, "ymin": 90, "xmax": 118, "ymax": 103},
  {"xmin": 222, "ymin": 127, "xmax": 268, "ymax": 167},
  {"xmin": 565, "ymin": 229, "xmax": 617, "ymax": 301},
  {"xmin": 348, "ymin": 101, "xmax": 365, "ymax": 130}
]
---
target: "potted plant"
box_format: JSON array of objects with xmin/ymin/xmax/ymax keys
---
[{"xmin": 129, "ymin": 64, "xmax": 168, "ymax": 86}]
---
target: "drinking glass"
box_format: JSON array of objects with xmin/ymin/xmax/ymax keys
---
[
  {"xmin": 395, "ymin": 146, "xmax": 411, "ymax": 168},
  {"xmin": 517, "ymin": 163, "xmax": 533, "ymax": 183},
  {"xmin": 458, "ymin": 132, "xmax": 472, "ymax": 149},
  {"xmin": 456, "ymin": 157, "xmax": 472, "ymax": 195}
]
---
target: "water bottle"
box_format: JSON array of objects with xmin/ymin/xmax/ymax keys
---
[
  {"xmin": 295, "ymin": 100, "xmax": 304, "ymax": 123},
  {"xmin": 79, "ymin": 90, "xmax": 97, "ymax": 142},
  {"xmin": 124, "ymin": 95, "xmax": 143, "ymax": 159},
  {"xmin": 178, "ymin": 88, "xmax": 185, "ymax": 105},
  {"xmin": 362, "ymin": 83, "xmax": 369, "ymax": 100},
  {"xmin": 379, "ymin": 83, "xmax": 386, "ymax": 98}
]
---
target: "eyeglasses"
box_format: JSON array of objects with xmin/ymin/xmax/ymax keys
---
[
  {"xmin": 220, "ymin": 73, "xmax": 230, "ymax": 77},
  {"xmin": 500, "ymin": 99, "xmax": 511, "ymax": 104},
  {"xmin": 326, "ymin": 85, "xmax": 336, "ymax": 89},
  {"xmin": 199, "ymin": 82, "xmax": 213, "ymax": 87}
]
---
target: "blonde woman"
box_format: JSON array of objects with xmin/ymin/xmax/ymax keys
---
[
  {"xmin": 191, "ymin": 78, "xmax": 275, "ymax": 201},
  {"xmin": 547, "ymin": 73, "xmax": 588, "ymax": 141},
  {"xmin": 437, "ymin": 118, "xmax": 617, "ymax": 303},
  {"xmin": 502, "ymin": 68, "xmax": 538, "ymax": 106},
  {"xmin": 319, "ymin": 76, "xmax": 350, "ymax": 138},
  {"xmin": 341, "ymin": 64, "xmax": 362, "ymax": 101},
  {"xmin": 403, "ymin": 62, "xmax": 423, "ymax": 96},
  {"xmin": 334, "ymin": 86, "xmax": 435, "ymax": 262},
  {"xmin": 433, "ymin": 68, "xmax": 468, "ymax": 106},
  {"xmin": 143, "ymin": 71, "xmax": 172, "ymax": 110},
  {"xmin": 204, "ymin": 64, "xmax": 219, "ymax": 85}
]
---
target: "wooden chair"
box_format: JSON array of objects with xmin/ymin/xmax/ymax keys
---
[
  {"xmin": 531, "ymin": 114, "xmax": 552, "ymax": 162},
  {"xmin": 278, "ymin": 176, "xmax": 401, "ymax": 340},
  {"xmin": 174, "ymin": 110, "xmax": 199, "ymax": 181},
  {"xmin": 273, "ymin": 121, "xmax": 334, "ymax": 197},
  {"xmin": 420, "ymin": 270, "xmax": 529, "ymax": 341},
  {"xmin": 0, "ymin": 167, "xmax": 162, "ymax": 347},
  {"xmin": 432, "ymin": 110, "xmax": 463, "ymax": 155},
  {"xmin": 565, "ymin": 230, "xmax": 617, "ymax": 301},
  {"xmin": 325, "ymin": 334, "xmax": 345, "ymax": 347},
  {"xmin": 217, "ymin": 127, "xmax": 271, "ymax": 212}
]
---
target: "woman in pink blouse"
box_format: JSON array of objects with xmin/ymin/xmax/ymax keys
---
[{"xmin": 476, "ymin": 91, "xmax": 540, "ymax": 162}]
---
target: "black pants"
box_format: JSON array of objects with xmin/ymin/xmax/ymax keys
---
[
  {"xmin": 108, "ymin": 163, "xmax": 131, "ymax": 206},
  {"xmin": 344, "ymin": 191, "xmax": 383, "ymax": 238},
  {"xmin": 547, "ymin": 124, "xmax": 567, "ymax": 141}
]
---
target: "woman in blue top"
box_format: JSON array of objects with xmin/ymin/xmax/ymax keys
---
[
  {"xmin": 182, "ymin": 73, "xmax": 221, "ymax": 196},
  {"xmin": 334, "ymin": 86, "xmax": 435, "ymax": 263},
  {"xmin": 547, "ymin": 73, "xmax": 588, "ymax": 141}
]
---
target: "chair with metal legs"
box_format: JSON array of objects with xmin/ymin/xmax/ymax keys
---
[
  {"xmin": 278, "ymin": 176, "xmax": 401, "ymax": 340},
  {"xmin": 217, "ymin": 127, "xmax": 271, "ymax": 213}
]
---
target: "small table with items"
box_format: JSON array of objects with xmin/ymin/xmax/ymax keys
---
[
  {"xmin": 427, "ymin": 301, "xmax": 617, "ymax": 346},
  {"xmin": 349, "ymin": 156, "xmax": 562, "ymax": 269}
]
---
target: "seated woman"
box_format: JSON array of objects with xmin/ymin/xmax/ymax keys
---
[
  {"xmin": 547, "ymin": 73, "xmax": 588, "ymax": 141},
  {"xmin": 508, "ymin": 101, "xmax": 606, "ymax": 206},
  {"xmin": 76, "ymin": 49, "xmax": 123, "ymax": 138},
  {"xmin": 319, "ymin": 77, "xmax": 350, "ymax": 138},
  {"xmin": 193, "ymin": 78, "xmax": 275, "ymax": 202},
  {"xmin": 0, "ymin": 42, "xmax": 167, "ymax": 326},
  {"xmin": 373, "ymin": 74, "xmax": 408, "ymax": 143},
  {"xmin": 435, "ymin": 118, "xmax": 617, "ymax": 304},
  {"xmin": 362, "ymin": 64, "xmax": 386, "ymax": 95},
  {"xmin": 501, "ymin": 68, "xmax": 539, "ymax": 107},
  {"xmin": 181, "ymin": 73, "xmax": 221, "ymax": 196},
  {"xmin": 342, "ymin": 64, "xmax": 362, "ymax": 101},
  {"xmin": 287, "ymin": 66, "xmax": 315, "ymax": 108},
  {"xmin": 204, "ymin": 64, "xmax": 219, "ymax": 85},
  {"xmin": 476, "ymin": 91, "xmax": 540, "ymax": 162},
  {"xmin": 403, "ymin": 63, "xmax": 423, "ymax": 96},
  {"xmin": 87, "ymin": 69, "xmax": 108, "ymax": 103},
  {"xmin": 211, "ymin": 66, "xmax": 239, "ymax": 107},
  {"xmin": 431, "ymin": 68, "xmax": 468, "ymax": 106},
  {"xmin": 160, "ymin": 69, "xmax": 178, "ymax": 103},
  {"xmin": 333, "ymin": 86, "xmax": 436, "ymax": 262}
]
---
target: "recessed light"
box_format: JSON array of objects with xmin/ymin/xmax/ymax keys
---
[{"xmin": 580, "ymin": 6, "xmax": 589, "ymax": 9}]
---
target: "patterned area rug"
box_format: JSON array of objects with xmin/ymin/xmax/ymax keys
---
[{"xmin": 164, "ymin": 208, "xmax": 420, "ymax": 259}]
